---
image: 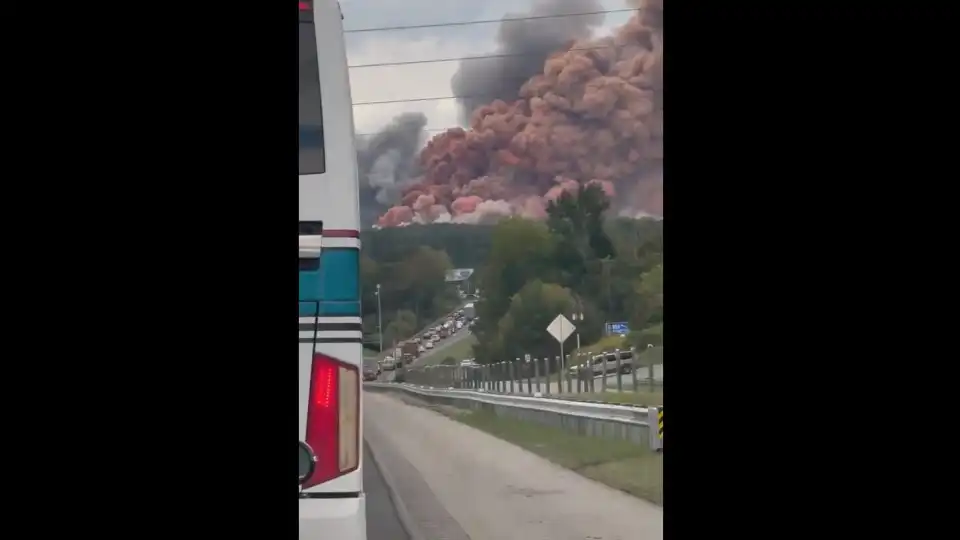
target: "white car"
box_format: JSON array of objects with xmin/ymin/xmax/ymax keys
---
[
  {"xmin": 425, "ymin": 341, "xmax": 434, "ymax": 349},
  {"xmin": 418, "ymin": 345, "xmax": 425, "ymax": 353}
]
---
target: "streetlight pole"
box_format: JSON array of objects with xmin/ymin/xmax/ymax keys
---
[{"xmin": 376, "ymin": 283, "xmax": 383, "ymax": 352}]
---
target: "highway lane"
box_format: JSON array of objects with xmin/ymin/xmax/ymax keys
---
[
  {"xmin": 410, "ymin": 328, "xmax": 472, "ymax": 367},
  {"xmin": 365, "ymin": 391, "xmax": 662, "ymax": 540},
  {"xmin": 364, "ymin": 444, "xmax": 410, "ymax": 540}
]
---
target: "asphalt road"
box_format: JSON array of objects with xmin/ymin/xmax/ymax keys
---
[
  {"xmin": 363, "ymin": 444, "xmax": 410, "ymax": 540},
  {"xmin": 410, "ymin": 328, "xmax": 473, "ymax": 367},
  {"xmin": 366, "ymin": 391, "xmax": 662, "ymax": 540}
]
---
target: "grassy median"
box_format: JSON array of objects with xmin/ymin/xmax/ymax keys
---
[
  {"xmin": 416, "ymin": 334, "xmax": 477, "ymax": 366},
  {"xmin": 389, "ymin": 391, "xmax": 663, "ymax": 505},
  {"xmin": 561, "ymin": 389, "xmax": 663, "ymax": 407}
]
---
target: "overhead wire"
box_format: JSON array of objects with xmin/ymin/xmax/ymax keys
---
[
  {"xmin": 347, "ymin": 42, "xmax": 634, "ymax": 69},
  {"xmin": 343, "ymin": 8, "xmax": 638, "ymax": 34},
  {"xmin": 344, "ymin": 7, "xmax": 642, "ymax": 118}
]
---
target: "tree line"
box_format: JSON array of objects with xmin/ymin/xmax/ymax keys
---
[{"xmin": 359, "ymin": 187, "xmax": 663, "ymax": 360}]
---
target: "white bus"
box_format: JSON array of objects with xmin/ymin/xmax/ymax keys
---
[{"xmin": 298, "ymin": 1, "xmax": 365, "ymax": 539}]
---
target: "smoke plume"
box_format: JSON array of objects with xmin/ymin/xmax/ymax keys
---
[
  {"xmin": 355, "ymin": 112, "xmax": 427, "ymax": 227},
  {"xmin": 451, "ymin": 0, "xmax": 606, "ymax": 124},
  {"xmin": 378, "ymin": 0, "xmax": 663, "ymax": 228}
]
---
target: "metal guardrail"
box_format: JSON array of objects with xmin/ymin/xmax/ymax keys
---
[
  {"xmin": 366, "ymin": 382, "xmax": 663, "ymax": 451},
  {"xmin": 399, "ymin": 348, "xmax": 663, "ymax": 393}
]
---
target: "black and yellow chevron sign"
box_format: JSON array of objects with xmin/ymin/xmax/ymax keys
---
[{"xmin": 657, "ymin": 407, "xmax": 663, "ymax": 440}]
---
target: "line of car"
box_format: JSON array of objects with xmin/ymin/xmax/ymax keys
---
[{"xmin": 372, "ymin": 307, "xmax": 477, "ymax": 377}]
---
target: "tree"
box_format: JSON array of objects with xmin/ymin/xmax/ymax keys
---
[
  {"xmin": 402, "ymin": 246, "xmax": 453, "ymax": 320},
  {"xmin": 491, "ymin": 280, "xmax": 577, "ymax": 362},
  {"xmin": 629, "ymin": 323, "xmax": 663, "ymax": 351},
  {"xmin": 383, "ymin": 309, "xmax": 418, "ymax": 346},
  {"xmin": 629, "ymin": 263, "xmax": 663, "ymax": 330},
  {"xmin": 472, "ymin": 218, "xmax": 556, "ymax": 362},
  {"xmin": 546, "ymin": 183, "xmax": 616, "ymax": 293}
]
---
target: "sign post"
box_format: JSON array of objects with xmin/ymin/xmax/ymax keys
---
[{"xmin": 546, "ymin": 314, "xmax": 576, "ymax": 379}]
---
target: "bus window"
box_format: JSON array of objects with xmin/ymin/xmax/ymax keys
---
[{"xmin": 299, "ymin": 6, "xmax": 325, "ymax": 175}]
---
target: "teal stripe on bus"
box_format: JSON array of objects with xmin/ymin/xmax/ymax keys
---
[{"xmin": 298, "ymin": 247, "xmax": 361, "ymax": 316}]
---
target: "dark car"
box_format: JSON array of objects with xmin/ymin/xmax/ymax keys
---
[{"xmin": 362, "ymin": 367, "xmax": 378, "ymax": 381}]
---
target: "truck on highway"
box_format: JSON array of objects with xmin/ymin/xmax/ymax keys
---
[
  {"xmin": 463, "ymin": 302, "xmax": 476, "ymax": 321},
  {"xmin": 400, "ymin": 341, "xmax": 419, "ymax": 364}
]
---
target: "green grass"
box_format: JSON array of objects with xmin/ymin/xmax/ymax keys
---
[
  {"xmin": 446, "ymin": 408, "xmax": 662, "ymax": 505},
  {"xmin": 573, "ymin": 335, "xmax": 628, "ymax": 357},
  {"xmin": 636, "ymin": 346, "xmax": 663, "ymax": 366},
  {"xmin": 417, "ymin": 334, "xmax": 477, "ymax": 366},
  {"xmin": 370, "ymin": 303, "xmax": 470, "ymax": 361},
  {"xmin": 561, "ymin": 390, "xmax": 663, "ymax": 407}
]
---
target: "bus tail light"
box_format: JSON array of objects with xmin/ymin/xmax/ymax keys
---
[{"xmin": 303, "ymin": 353, "xmax": 359, "ymax": 488}]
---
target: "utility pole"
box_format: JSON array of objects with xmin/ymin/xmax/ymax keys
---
[{"xmin": 376, "ymin": 283, "xmax": 383, "ymax": 352}]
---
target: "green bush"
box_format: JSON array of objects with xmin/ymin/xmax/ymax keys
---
[
  {"xmin": 440, "ymin": 356, "xmax": 457, "ymax": 366},
  {"xmin": 629, "ymin": 323, "xmax": 662, "ymax": 350}
]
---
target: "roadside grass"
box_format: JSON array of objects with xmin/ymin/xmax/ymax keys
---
[
  {"xmin": 573, "ymin": 335, "xmax": 628, "ymax": 357},
  {"xmin": 417, "ymin": 334, "xmax": 477, "ymax": 366},
  {"xmin": 561, "ymin": 390, "xmax": 663, "ymax": 407},
  {"xmin": 387, "ymin": 391, "xmax": 662, "ymax": 505},
  {"xmin": 370, "ymin": 304, "xmax": 469, "ymax": 361}
]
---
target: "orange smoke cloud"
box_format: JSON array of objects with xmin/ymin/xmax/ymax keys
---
[{"xmin": 377, "ymin": 0, "xmax": 663, "ymax": 228}]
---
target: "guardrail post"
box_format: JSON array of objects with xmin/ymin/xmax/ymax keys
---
[
  {"xmin": 534, "ymin": 358, "xmax": 541, "ymax": 393},
  {"xmin": 647, "ymin": 406, "xmax": 663, "ymax": 451},
  {"xmin": 629, "ymin": 347, "xmax": 638, "ymax": 391},
  {"xmin": 525, "ymin": 357, "xmax": 532, "ymax": 394},
  {"xmin": 565, "ymin": 355, "xmax": 572, "ymax": 394},
  {"xmin": 543, "ymin": 356, "xmax": 550, "ymax": 394},
  {"xmin": 585, "ymin": 357, "xmax": 592, "ymax": 393},
  {"xmin": 600, "ymin": 351, "xmax": 607, "ymax": 393},
  {"xmin": 497, "ymin": 362, "xmax": 504, "ymax": 392},
  {"xmin": 510, "ymin": 359, "xmax": 516, "ymax": 393},
  {"xmin": 647, "ymin": 354, "xmax": 655, "ymax": 389},
  {"xmin": 553, "ymin": 356, "xmax": 560, "ymax": 395},
  {"xmin": 615, "ymin": 348, "xmax": 623, "ymax": 392}
]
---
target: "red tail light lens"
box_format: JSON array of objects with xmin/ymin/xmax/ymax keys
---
[
  {"xmin": 298, "ymin": 1, "xmax": 311, "ymax": 12},
  {"xmin": 303, "ymin": 353, "xmax": 359, "ymax": 488}
]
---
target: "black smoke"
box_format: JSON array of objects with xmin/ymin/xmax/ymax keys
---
[
  {"xmin": 355, "ymin": 112, "xmax": 427, "ymax": 227},
  {"xmin": 450, "ymin": 0, "xmax": 605, "ymax": 122}
]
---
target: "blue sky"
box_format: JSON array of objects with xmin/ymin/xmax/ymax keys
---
[{"xmin": 339, "ymin": 0, "xmax": 637, "ymax": 135}]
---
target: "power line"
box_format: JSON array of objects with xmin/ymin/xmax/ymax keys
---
[
  {"xmin": 344, "ymin": 8, "xmax": 637, "ymax": 34},
  {"xmin": 356, "ymin": 127, "xmax": 450, "ymax": 138},
  {"xmin": 353, "ymin": 93, "xmax": 510, "ymax": 106},
  {"xmin": 347, "ymin": 43, "xmax": 631, "ymax": 69}
]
